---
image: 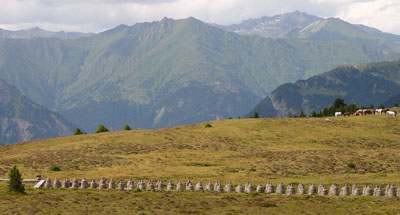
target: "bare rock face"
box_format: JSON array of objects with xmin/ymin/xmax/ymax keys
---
[
  {"xmin": 53, "ymin": 178, "xmax": 61, "ymax": 188},
  {"xmin": 80, "ymin": 178, "xmax": 89, "ymax": 189},
  {"xmin": 117, "ymin": 181, "xmax": 125, "ymax": 190},
  {"xmin": 276, "ymin": 182, "xmax": 285, "ymax": 194},
  {"xmin": 265, "ymin": 183, "xmax": 275, "ymax": 194},
  {"xmin": 224, "ymin": 182, "xmax": 234, "ymax": 192},
  {"xmin": 256, "ymin": 184, "xmax": 264, "ymax": 193},
  {"xmin": 329, "ymin": 184, "xmax": 338, "ymax": 196},
  {"xmin": 245, "ymin": 182, "xmax": 253, "ymax": 194},
  {"xmin": 373, "ymin": 186, "xmax": 383, "ymax": 196},
  {"xmin": 308, "ymin": 184, "xmax": 317, "ymax": 195},
  {"xmin": 186, "ymin": 180, "xmax": 194, "ymax": 191},
  {"xmin": 166, "ymin": 181, "xmax": 174, "ymax": 191},
  {"xmin": 214, "ymin": 182, "xmax": 223, "ymax": 192},
  {"xmin": 126, "ymin": 178, "xmax": 134, "ymax": 190},
  {"xmin": 286, "ymin": 184, "xmax": 295, "ymax": 195},
  {"xmin": 89, "ymin": 180, "xmax": 98, "ymax": 189},
  {"xmin": 206, "ymin": 181, "xmax": 214, "ymax": 192},
  {"xmin": 137, "ymin": 180, "xmax": 146, "ymax": 190},
  {"xmin": 236, "ymin": 184, "xmax": 244, "ymax": 193},
  {"xmin": 297, "ymin": 182, "xmax": 305, "ymax": 195},
  {"xmin": 71, "ymin": 178, "xmax": 79, "ymax": 189},
  {"xmin": 98, "ymin": 178, "xmax": 107, "ymax": 190},
  {"xmin": 363, "ymin": 185, "xmax": 373, "ymax": 196},
  {"xmin": 44, "ymin": 177, "xmax": 52, "ymax": 188},
  {"xmin": 386, "ymin": 185, "xmax": 396, "ymax": 197},
  {"xmin": 176, "ymin": 180, "xmax": 184, "ymax": 192},
  {"xmin": 108, "ymin": 179, "xmax": 116, "ymax": 190},
  {"xmin": 157, "ymin": 180, "xmax": 164, "ymax": 191},
  {"xmin": 146, "ymin": 180, "xmax": 155, "ymax": 191},
  {"xmin": 62, "ymin": 178, "xmax": 70, "ymax": 189},
  {"xmin": 195, "ymin": 181, "xmax": 203, "ymax": 191}
]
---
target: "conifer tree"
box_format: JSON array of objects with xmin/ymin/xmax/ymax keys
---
[
  {"xmin": 299, "ymin": 110, "xmax": 306, "ymax": 118},
  {"xmin": 124, "ymin": 124, "xmax": 131, "ymax": 130},
  {"xmin": 253, "ymin": 112, "xmax": 259, "ymax": 118},
  {"xmin": 8, "ymin": 166, "xmax": 25, "ymax": 194},
  {"xmin": 96, "ymin": 124, "xmax": 109, "ymax": 133},
  {"xmin": 311, "ymin": 110, "xmax": 317, "ymax": 117},
  {"xmin": 74, "ymin": 128, "xmax": 83, "ymax": 135}
]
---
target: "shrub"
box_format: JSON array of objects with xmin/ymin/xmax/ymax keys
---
[
  {"xmin": 205, "ymin": 123, "xmax": 212, "ymax": 128},
  {"xmin": 253, "ymin": 112, "xmax": 259, "ymax": 118},
  {"xmin": 378, "ymin": 104, "xmax": 385, "ymax": 109},
  {"xmin": 395, "ymin": 103, "xmax": 399, "ymax": 107},
  {"xmin": 347, "ymin": 163, "xmax": 356, "ymax": 169},
  {"xmin": 124, "ymin": 124, "xmax": 131, "ymax": 130},
  {"xmin": 96, "ymin": 124, "xmax": 109, "ymax": 133},
  {"xmin": 50, "ymin": 165, "xmax": 61, "ymax": 171},
  {"xmin": 74, "ymin": 128, "xmax": 83, "ymax": 135},
  {"xmin": 7, "ymin": 166, "xmax": 25, "ymax": 194}
]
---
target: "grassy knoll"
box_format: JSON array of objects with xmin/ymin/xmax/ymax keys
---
[
  {"xmin": 0, "ymin": 115, "xmax": 400, "ymax": 183},
  {"xmin": 0, "ymin": 115, "xmax": 400, "ymax": 214}
]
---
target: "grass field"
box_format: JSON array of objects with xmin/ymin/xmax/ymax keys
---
[{"xmin": 0, "ymin": 114, "xmax": 400, "ymax": 214}]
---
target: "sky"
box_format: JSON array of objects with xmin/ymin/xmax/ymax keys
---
[{"xmin": 0, "ymin": 0, "xmax": 400, "ymax": 34}]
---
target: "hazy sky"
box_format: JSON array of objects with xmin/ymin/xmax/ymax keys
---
[{"xmin": 1, "ymin": 0, "xmax": 400, "ymax": 34}]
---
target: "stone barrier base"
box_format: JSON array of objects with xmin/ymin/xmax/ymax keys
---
[{"xmin": 34, "ymin": 178, "xmax": 400, "ymax": 198}]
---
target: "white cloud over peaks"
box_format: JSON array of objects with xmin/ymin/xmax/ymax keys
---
[
  {"xmin": 0, "ymin": 0, "xmax": 399, "ymax": 34},
  {"xmin": 337, "ymin": 0, "xmax": 400, "ymax": 34}
]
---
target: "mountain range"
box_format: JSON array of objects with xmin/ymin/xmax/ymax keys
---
[
  {"xmin": 0, "ymin": 79, "xmax": 76, "ymax": 145},
  {"xmin": 1, "ymin": 11, "xmax": 400, "ymax": 141},
  {"xmin": 0, "ymin": 27, "xmax": 94, "ymax": 40},
  {"xmin": 220, "ymin": 11, "xmax": 400, "ymax": 47},
  {"xmin": 248, "ymin": 60, "xmax": 400, "ymax": 117}
]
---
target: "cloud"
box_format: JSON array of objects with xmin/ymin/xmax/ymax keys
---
[{"xmin": 0, "ymin": 0, "xmax": 399, "ymax": 34}]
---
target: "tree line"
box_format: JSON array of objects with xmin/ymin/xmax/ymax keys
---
[{"xmin": 250, "ymin": 98, "xmax": 399, "ymax": 119}]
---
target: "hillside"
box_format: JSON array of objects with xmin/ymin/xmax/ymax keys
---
[
  {"xmin": 0, "ymin": 79, "xmax": 76, "ymax": 145},
  {"xmin": 0, "ymin": 116, "xmax": 400, "ymax": 214},
  {"xmin": 249, "ymin": 60, "xmax": 400, "ymax": 117},
  {"xmin": 1, "ymin": 116, "xmax": 399, "ymax": 182},
  {"xmin": 1, "ymin": 17, "xmax": 400, "ymax": 132}
]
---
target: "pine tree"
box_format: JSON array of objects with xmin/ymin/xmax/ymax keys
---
[
  {"xmin": 311, "ymin": 110, "xmax": 317, "ymax": 117},
  {"xmin": 253, "ymin": 112, "xmax": 259, "ymax": 118},
  {"xmin": 370, "ymin": 104, "xmax": 375, "ymax": 109},
  {"xmin": 299, "ymin": 110, "xmax": 306, "ymax": 118},
  {"xmin": 7, "ymin": 166, "xmax": 25, "ymax": 194},
  {"xmin": 124, "ymin": 124, "xmax": 131, "ymax": 130},
  {"xmin": 96, "ymin": 124, "xmax": 109, "ymax": 133},
  {"xmin": 74, "ymin": 128, "xmax": 83, "ymax": 135}
]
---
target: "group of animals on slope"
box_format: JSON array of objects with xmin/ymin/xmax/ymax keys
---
[{"xmin": 335, "ymin": 109, "xmax": 397, "ymax": 117}]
